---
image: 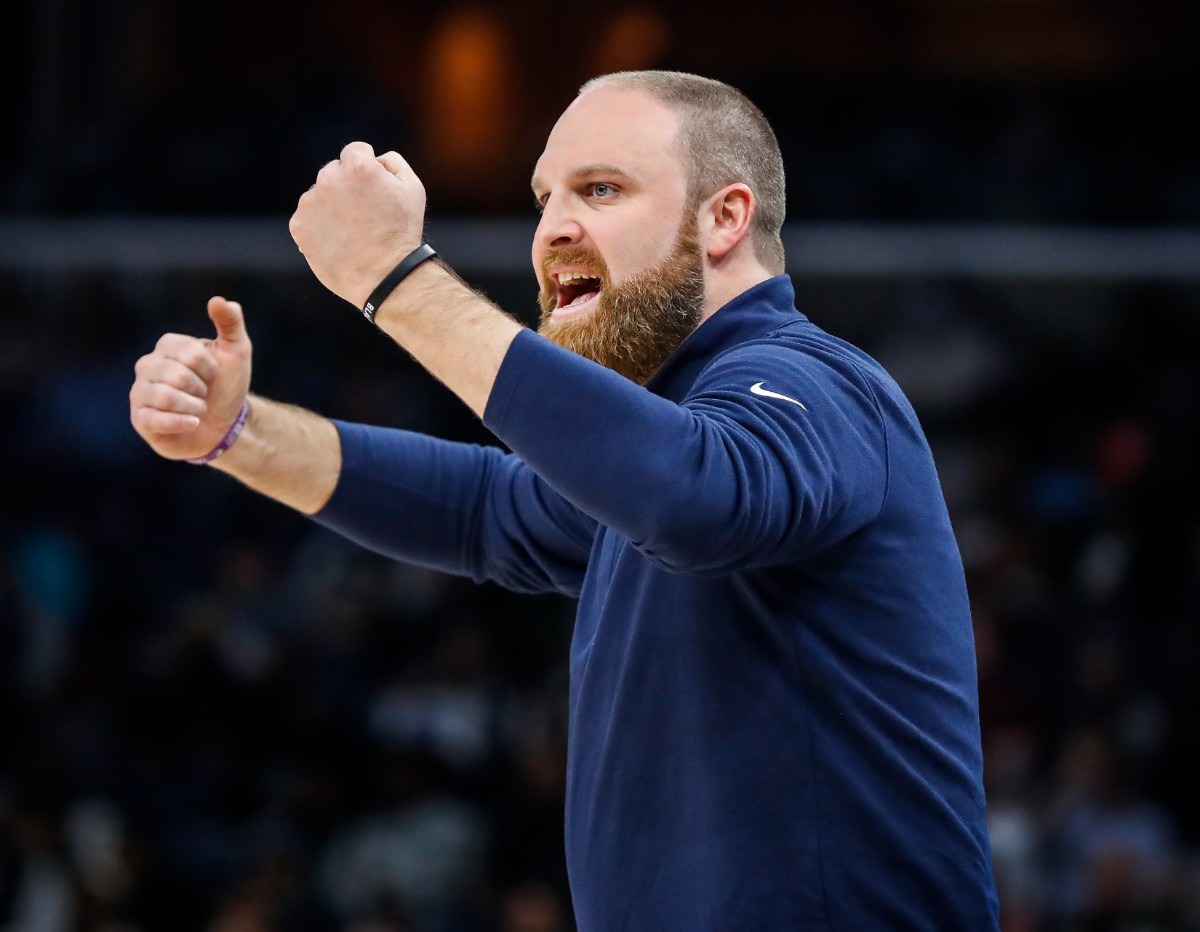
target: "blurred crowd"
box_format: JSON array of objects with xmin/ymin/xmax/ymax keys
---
[
  {"xmin": 873, "ymin": 279, "xmax": 1200, "ymax": 931},
  {"xmin": 1, "ymin": 268, "xmax": 580, "ymax": 931}
]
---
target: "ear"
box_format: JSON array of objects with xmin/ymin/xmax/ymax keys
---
[{"xmin": 700, "ymin": 183, "xmax": 755, "ymax": 261}]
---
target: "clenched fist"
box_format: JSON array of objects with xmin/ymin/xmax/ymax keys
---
[
  {"xmin": 129, "ymin": 296, "xmax": 253, "ymax": 461},
  {"xmin": 289, "ymin": 141, "xmax": 427, "ymax": 308}
]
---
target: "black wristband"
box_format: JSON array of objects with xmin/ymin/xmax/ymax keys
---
[{"xmin": 362, "ymin": 243, "xmax": 438, "ymax": 322}]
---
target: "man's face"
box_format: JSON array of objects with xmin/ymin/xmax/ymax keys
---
[
  {"xmin": 530, "ymin": 86, "xmax": 706, "ymax": 382},
  {"xmin": 536, "ymin": 215, "xmax": 704, "ymax": 384}
]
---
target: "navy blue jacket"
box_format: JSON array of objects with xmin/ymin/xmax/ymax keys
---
[{"xmin": 316, "ymin": 276, "xmax": 1000, "ymax": 930}]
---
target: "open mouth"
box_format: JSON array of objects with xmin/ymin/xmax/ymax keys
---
[{"xmin": 554, "ymin": 271, "xmax": 603, "ymax": 317}]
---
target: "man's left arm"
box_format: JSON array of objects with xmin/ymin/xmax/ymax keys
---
[
  {"xmin": 483, "ymin": 331, "xmax": 891, "ymax": 573},
  {"xmin": 289, "ymin": 143, "xmax": 888, "ymax": 572}
]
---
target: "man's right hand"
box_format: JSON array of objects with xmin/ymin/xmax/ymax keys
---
[{"xmin": 129, "ymin": 295, "xmax": 253, "ymax": 462}]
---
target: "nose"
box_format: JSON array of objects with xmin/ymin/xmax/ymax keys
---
[{"xmin": 534, "ymin": 194, "xmax": 585, "ymax": 252}]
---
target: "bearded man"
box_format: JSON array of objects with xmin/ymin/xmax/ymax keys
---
[{"xmin": 130, "ymin": 71, "xmax": 1000, "ymax": 929}]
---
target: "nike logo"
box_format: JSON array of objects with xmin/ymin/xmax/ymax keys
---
[{"xmin": 750, "ymin": 381, "xmax": 807, "ymax": 410}]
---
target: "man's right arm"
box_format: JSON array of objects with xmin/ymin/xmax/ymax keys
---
[
  {"xmin": 129, "ymin": 294, "xmax": 594, "ymax": 594},
  {"xmin": 317, "ymin": 421, "xmax": 596, "ymax": 595},
  {"xmin": 210, "ymin": 394, "xmax": 342, "ymax": 515},
  {"xmin": 129, "ymin": 294, "xmax": 340, "ymax": 515}
]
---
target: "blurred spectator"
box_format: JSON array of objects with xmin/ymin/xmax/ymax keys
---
[
  {"xmin": 498, "ymin": 881, "xmax": 569, "ymax": 932},
  {"xmin": 316, "ymin": 749, "xmax": 489, "ymax": 932}
]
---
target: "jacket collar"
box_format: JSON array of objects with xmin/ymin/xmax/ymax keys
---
[{"xmin": 645, "ymin": 275, "xmax": 805, "ymax": 402}]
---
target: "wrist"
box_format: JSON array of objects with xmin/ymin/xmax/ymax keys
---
[
  {"xmin": 361, "ymin": 243, "xmax": 438, "ymax": 323},
  {"xmin": 185, "ymin": 399, "xmax": 251, "ymax": 465}
]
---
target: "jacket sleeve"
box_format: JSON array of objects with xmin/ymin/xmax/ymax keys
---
[
  {"xmin": 312, "ymin": 420, "xmax": 597, "ymax": 597},
  {"xmin": 483, "ymin": 329, "xmax": 890, "ymax": 575}
]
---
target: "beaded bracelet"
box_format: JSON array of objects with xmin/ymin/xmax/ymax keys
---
[{"xmin": 185, "ymin": 399, "xmax": 251, "ymax": 465}]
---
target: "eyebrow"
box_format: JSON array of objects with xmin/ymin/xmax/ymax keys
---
[{"xmin": 530, "ymin": 163, "xmax": 635, "ymax": 193}]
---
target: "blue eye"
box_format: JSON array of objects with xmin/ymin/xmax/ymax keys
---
[{"xmin": 592, "ymin": 183, "xmax": 614, "ymax": 198}]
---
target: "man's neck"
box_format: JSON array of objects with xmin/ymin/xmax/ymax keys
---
[{"xmin": 700, "ymin": 267, "xmax": 776, "ymax": 326}]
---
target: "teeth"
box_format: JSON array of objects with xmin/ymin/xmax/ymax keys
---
[{"xmin": 558, "ymin": 271, "xmax": 599, "ymax": 284}]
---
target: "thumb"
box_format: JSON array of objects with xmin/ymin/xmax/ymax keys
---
[{"xmin": 207, "ymin": 295, "xmax": 249, "ymax": 346}]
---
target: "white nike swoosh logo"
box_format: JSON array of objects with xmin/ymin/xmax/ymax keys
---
[{"xmin": 750, "ymin": 381, "xmax": 807, "ymax": 410}]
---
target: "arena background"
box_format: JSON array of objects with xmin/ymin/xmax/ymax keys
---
[{"xmin": 2, "ymin": 2, "xmax": 1199, "ymax": 929}]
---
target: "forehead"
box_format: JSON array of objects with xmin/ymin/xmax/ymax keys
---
[{"xmin": 531, "ymin": 86, "xmax": 686, "ymax": 190}]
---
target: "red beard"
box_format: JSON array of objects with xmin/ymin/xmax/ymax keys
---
[{"xmin": 537, "ymin": 219, "xmax": 705, "ymax": 384}]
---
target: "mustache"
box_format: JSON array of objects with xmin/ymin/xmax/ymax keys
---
[{"xmin": 540, "ymin": 247, "xmax": 610, "ymax": 286}]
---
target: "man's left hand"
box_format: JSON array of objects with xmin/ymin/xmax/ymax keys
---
[{"xmin": 289, "ymin": 141, "xmax": 427, "ymax": 308}]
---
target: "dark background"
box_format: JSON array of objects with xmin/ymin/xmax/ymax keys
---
[
  {"xmin": 4, "ymin": 1, "xmax": 1199, "ymax": 224},
  {"xmin": 2, "ymin": 2, "xmax": 1200, "ymax": 930}
]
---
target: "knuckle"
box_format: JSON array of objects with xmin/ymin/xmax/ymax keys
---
[
  {"xmin": 179, "ymin": 344, "xmax": 206, "ymax": 369},
  {"xmin": 151, "ymin": 383, "xmax": 173, "ymax": 407}
]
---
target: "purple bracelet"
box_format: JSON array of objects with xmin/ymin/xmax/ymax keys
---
[{"xmin": 185, "ymin": 399, "xmax": 251, "ymax": 465}]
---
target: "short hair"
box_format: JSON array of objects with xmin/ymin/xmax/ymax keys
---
[{"xmin": 580, "ymin": 70, "xmax": 787, "ymax": 274}]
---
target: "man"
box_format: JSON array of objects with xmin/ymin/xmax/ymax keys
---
[{"xmin": 130, "ymin": 71, "xmax": 1000, "ymax": 929}]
